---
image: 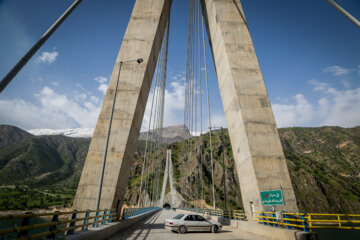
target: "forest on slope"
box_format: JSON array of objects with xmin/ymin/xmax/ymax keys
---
[
  {"xmin": 126, "ymin": 126, "xmax": 360, "ymax": 213},
  {"xmin": 0, "ymin": 125, "xmax": 359, "ymax": 213}
]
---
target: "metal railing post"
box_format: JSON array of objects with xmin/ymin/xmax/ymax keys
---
[
  {"xmin": 17, "ymin": 212, "xmax": 32, "ymax": 238},
  {"xmin": 283, "ymin": 213, "xmax": 292, "ymax": 230},
  {"xmin": 262, "ymin": 213, "xmax": 267, "ymax": 225},
  {"xmin": 82, "ymin": 210, "xmax": 90, "ymax": 231},
  {"xmin": 93, "ymin": 211, "xmax": 99, "ymax": 227},
  {"xmin": 122, "ymin": 209, "xmax": 127, "ymax": 219},
  {"xmin": 108, "ymin": 210, "xmax": 113, "ymax": 223},
  {"xmin": 302, "ymin": 214, "xmax": 309, "ymax": 232},
  {"xmin": 102, "ymin": 210, "xmax": 107, "ymax": 225},
  {"xmin": 272, "ymin": 213, "xmax": 278, "ymax": 227},
  {"xmin": 337, "ymin": 215, "xmax": 342, "ymax": 228},
  {"xmin": 67, "ymin": 210, "xmax": 77, "ymax": 235},
  {"xmin": 47, "ymin": 211, "xmax": 59, "ymax": 239}
]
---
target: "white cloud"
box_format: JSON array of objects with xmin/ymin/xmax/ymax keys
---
[
  {"xmin": 163, "ymin": 82, "xmax": 185, "ymax": 125},
  {"xmin": 141, "ymin": 76, "xmax": 186, "ymax": 131},
  {"xmin": 311, "ymin": 74, "xmax": 351, "ymax": 90},
  {"xmin": 51, "ymin": 81, "xmax": 59, "ymax": 86},
  {"xmin": 308, "ymin": 79, "xmax": 330, "ymax": 92},
  {"xmin": 171, "ymin": 73, "xmax": 186, "ymax": 82},
  {"xmin": 272, "ymin": 94, "xmax": 314, "ymax": 128},
  {"xmin": 0, "ymin": 87, "xmax": 101, "ymax": 130},
  {"xmin": 141, "ymin": 72, "xmax": 227, "ymax": 133},
  {"xmin": 0, "ymin": 99, "xmax": 73, "ymax": 130},
  {"xmin": 210, "ymin": 114, "xmax": 227, "ymax": 129},
  {"xmin": 37, "ymin": 51, "xmax": 58, "ymax": 64},
  {"xmin": 95, "ymin": 76, "xmax": 108, "ymax": 84},
  {"xmin": 341, "ymin": 79, "xmax": 351, "ymax": 88},
  {"xmin": 90, "ymin": 95, "xmax": 101, "ymax": 105},
  {"xmin": 190, "ymin": 131, "xmax": 201, "ymax": 136},
  {"xmin": 323, "ymin": 65, "xmax": 349, "ymax": 76},
  {"xmin": 75, "ymin": 82, "xmax": 92, "ymax": 96},
  {"xmin": 95, "ymin": 76, "xmax": 109, "ymax": 94},
  {"xmin": 98, "ymin": 84, "xmax": 108, "ymax": 95},
  {"xmin": 30, "ymin": 77, "xmax": 43, "ymax": 82},
  {"xmin": 84, "ymin": 101, "xmax": 97, "ymax": 111},
  {"xmin": 319, "ymin": 88, "xmax": 360, "ymax": 127},
  {"xmin": 273, "ymin": 81, "xmax": 360, "ymax": 128},
  {"xmin": 75, "ymin": 92, "xmax": 87, "ymax": 102},
  {"xmin": 36, "ymin": 87, "xmax": 100, "ymax": 127}
]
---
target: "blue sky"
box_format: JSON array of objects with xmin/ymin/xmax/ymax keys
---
[{"xmin": 0, "ymin": 0, "xmax": 359, "ymax": 132}]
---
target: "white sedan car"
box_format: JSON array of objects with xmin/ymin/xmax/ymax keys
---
[{"xmin": 165, "ymin": 213, "xmax": 222, "ymax": 234}]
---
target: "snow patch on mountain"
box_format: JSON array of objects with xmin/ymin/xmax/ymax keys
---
[
  {"xmin": 27, "ymin": 125, "xmax": 193, "ymax": 141},
  {"xmin": 28, "ymin": 128, "xmax": 94, "ymax": 138}
]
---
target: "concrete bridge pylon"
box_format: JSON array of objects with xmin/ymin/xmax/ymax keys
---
[
  {"xmin": 72, "ymin": 0, "xmax": 172, "ymax": 213},
  {"xmin": 73, "ymin": 0, "xmax": 298, "ymax": 220}
]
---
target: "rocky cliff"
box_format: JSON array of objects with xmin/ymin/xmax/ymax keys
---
[{"xmin": 125, "ymin": 126, "xmax": 360, "ymax": 213}]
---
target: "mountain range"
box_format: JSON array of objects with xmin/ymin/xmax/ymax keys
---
[
  {"xmin": 27, "ymin": 124, "xmax": 191, "ymax": 144},
  {"xmin": 0, "ymin": 124, "xmax": 359, "ymax": 213},
  {"xmin": 27, "ymin": 128, "xmax": 94, "ymax": 138}
]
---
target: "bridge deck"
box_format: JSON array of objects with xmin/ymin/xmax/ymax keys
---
[{"xmin": 110, "ymin": 209, "xmax": 266, "ymax": 240}]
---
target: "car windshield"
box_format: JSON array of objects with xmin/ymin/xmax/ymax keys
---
[{"xmin": 173, "ymin": 214, "xmax": 184, "ymax": 219}]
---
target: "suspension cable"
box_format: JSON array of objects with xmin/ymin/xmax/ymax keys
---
[
  {"xmin": 137, "ymin": 56, "xmax": 159, "ymax": 207},
  {"xmin": 138, "ymin": 19, "xmax": 169, "ymax": 207},
  {"xmin": 194, "ymin": 0, "xmax": 199, "ymax": 210},
  {"xmin": 201, "ymin": 12, "xmax": 216, "ymax": 209},
  {"xmin": 147, "ymin": 34, "xmax": 166, "ymax": 206},
  {"xmin": 152, "ymin": 23, "xmax": 169, "ymax": 205},
  {"xmin": 151, "ymin": 19, "xmax": 168, "ymax": 206},
  {"xmin": 197, "ymin": 0, "xmax": 203, "ymax": 210},
  {"xmin": 185, "ymin": 0, "xmax": 207, "ymax": 209}
]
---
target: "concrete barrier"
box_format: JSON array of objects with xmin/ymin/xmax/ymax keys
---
[
  {"xmin": 67, "ymin": 209, "xmax": 161, "ymax": 240},
  {"xmin": 236, "ymin": 221, "xmax": 318, "ymax": 240}
]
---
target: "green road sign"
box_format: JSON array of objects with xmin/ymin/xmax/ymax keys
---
[{"xmin": 260, "ymin": 189, "xmax": 284, "ymax": 205}]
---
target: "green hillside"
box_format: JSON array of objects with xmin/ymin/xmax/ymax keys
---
[
  {"xmin": 0, "ymin": 125, "xmax": 359, "ymax": 213},
  {"xmin": 0, "ymin": 135, "xmax": 90, "ymax": 189},
  {"xmin": 280, "ymin": 126, "xmax": 360, "ymax": 213},
  {"xmin": 125, "ymin": 126, "xmax": 360, "ymax": 213}
]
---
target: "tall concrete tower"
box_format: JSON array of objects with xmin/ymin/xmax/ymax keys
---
[
  {"xmin": 73, "ymin": 0, "xmax": 298, "ymax": 220},
  {"xmin": 72, "ymin": 0, "xmax": 172, "ymax": 212}
]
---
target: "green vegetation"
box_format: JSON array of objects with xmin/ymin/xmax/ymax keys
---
[
  {"xmin": 0, "ymin": 187, "xmax": 73, "ymax": 210},
  {"xmin": 0, "ymin": 125, "xmax": 359, "ymax": 213},
  {"xmin": 280, "ymin": 126, "xmax": 360, "ymax": 213}
]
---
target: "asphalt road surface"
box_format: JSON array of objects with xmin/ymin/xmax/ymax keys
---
[{"xmin": 109, "ymin": 209, "xmax": 266, "ymax": 240}]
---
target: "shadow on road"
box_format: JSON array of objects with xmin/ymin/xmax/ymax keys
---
[
  {"xmin": 132, "ymin": 211, "xmax": 162, "ymax": 240},
  {"xmin": 133, "ymin": 223, "xmax": 164, "ymax": 230}
]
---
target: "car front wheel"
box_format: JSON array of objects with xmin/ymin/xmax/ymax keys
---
[
  {"xmin": 211, "ymin": 225, "xmax": 219, "ymax": 233},
  {"xmin": 178, "ymin": 225, "xmax": 187, "ymax": 234}
]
